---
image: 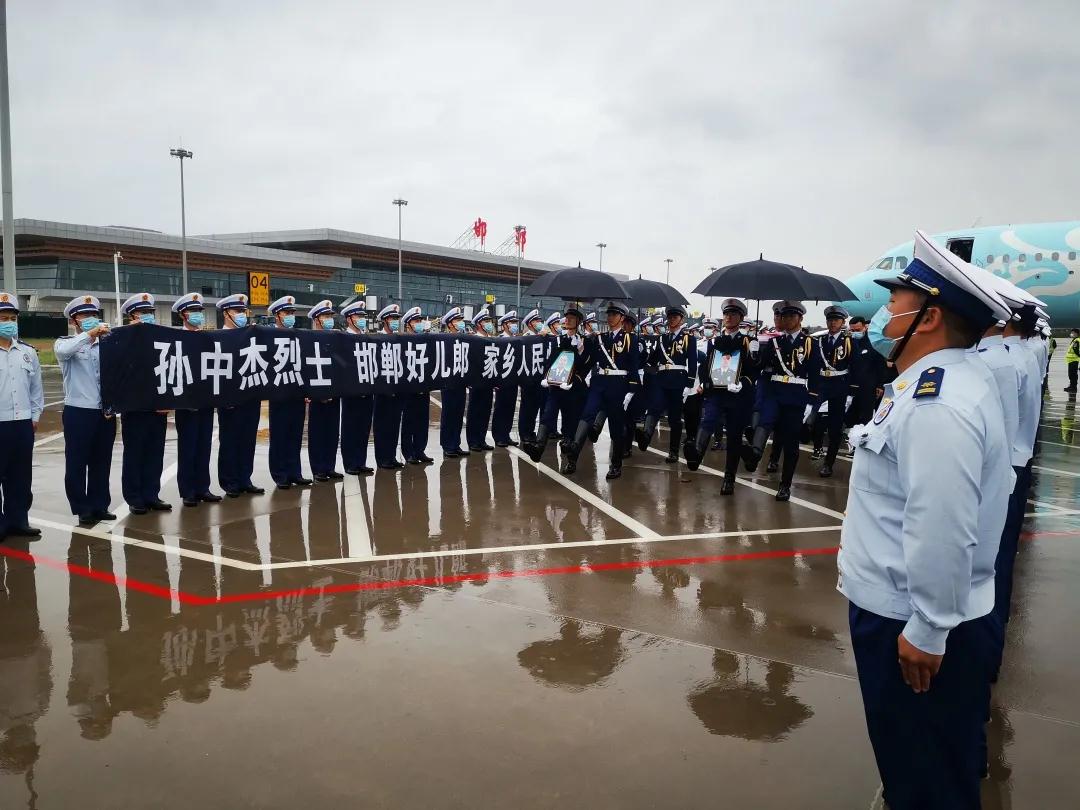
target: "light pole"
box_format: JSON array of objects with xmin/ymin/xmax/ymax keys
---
[
  {"xmin": 0, "ymin": 1, "xmax": 15, "ymax": 295},
  {"xmin": 596, "ymin": 242, "xmax": 607, "ymax": 272},
  {"xmin": 664, "ymin": 258, "xmax": 673, "ymax": 284},
  {"xmin": 170, "ymin": 147, "xmax": 193, "ymax": 294},
  {"xmin": 112, "ymin": 251, "xmax": 123, "ymax": 325},
  {"xmin": 515, "ymin": 224, "xmax": 526, "ymax": 309},
  {"xmin": 393, "ymin": 198, "xmax": 408, "ymax": 304}
]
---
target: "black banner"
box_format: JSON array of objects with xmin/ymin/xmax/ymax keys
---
[{"xmin": 100, "ymin": 324, "xmax": 556, "ymax": 412}]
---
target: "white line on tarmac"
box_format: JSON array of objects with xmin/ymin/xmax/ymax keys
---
[
  {"xmin": 32, "ymin": 431, "xmax": 65, "ymax": 448},
  {"xmin": 799, "ymin": 443, "xmax": 853, "ymax": 463},
  {"xmin": 1032, "ymin": 464, "xmax": 1080, "ymax": 479},
  {"xmin": 1033, "ymin": 438, "xmax": 1080, "ymax": 449},
  {"xmin": 508, "ymin": 445, "xmax": 661, "ymax": 539},
  {"xmin": 1028, "ymin": 498, "xmax": 1070, "ymax": 513},
  {"xmin": 648, "ymin": 447, "xmax": 848, "ymax": 520}
]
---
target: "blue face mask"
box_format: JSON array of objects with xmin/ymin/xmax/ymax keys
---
[
  {"xmin": 79, "ymin": 316, "xmax": 100, "ymax": 332},
  {"xmin": 281, "ymin": 314, "xmax": 296, "ymax": 328},
  {"xmin": 187, "ymin": 311, "xmax": 205, "ymax": 327},
  {"xmin": 850, "ymin": 329, "xmax": 865, "ymax": 339},
  {"xmin": 508, "ymin": 323, "xmax": 520, "ymax": 336},
  {"xmin": 482, "ymin": 321, "xmax": 495, "ymax": 335},
  {"xmin": 139, "ymin": 313, "xmax": 156, "ymax": 325},
  {"xmin": 454, "ymin": 321, "xmax": 468, "ymax": 333},
  {"xmin": 412, "ymin": 320, "xmax": 429, "ymax": 334},
  {"xmin": 354, "ymin": 318, "xmax": 368, "ymax": 332},
  {"xmin": 232, "ymin": 313, "xmax": 248, "ymax": 328},
  {"xmin": 0, "ymin": 321, "xmax": 17, "ymax": 339},
  {"xmin": 702, "ymin": 328, "xmax": 715, "ymax": 339},
  {"xmin": 867, "ymin": 305, "xmax": 920, "ymax": 358},
  {"xmin": 388, "ymin": 319, "xmax": 401, "ymax": 332},
  {"xmin": 320, "ymin": 317, "xmax": 335, "ymax": 330}
]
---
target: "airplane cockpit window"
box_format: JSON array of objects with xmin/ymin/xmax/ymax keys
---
[
  {"xmin": 876, "ymin": 257, "xmax": 893, "ymax": 270},
  {"xmin": 895, "ymin": 256, "xmax": 908, "ymax": 270}
]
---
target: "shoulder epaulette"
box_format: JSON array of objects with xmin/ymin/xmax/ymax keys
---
[{"xmin": 913, "ymin": 366, "xmax": 944, "ymax": 399}]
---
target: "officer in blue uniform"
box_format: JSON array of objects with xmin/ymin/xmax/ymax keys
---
[
  {"xmin": 635, "ymin": 306, "xmax": 697, "ymax": 463},
  {"xmin": 563, "ymin": 301, "xmax": 640, "ymax": 480},
  {"xmin": 466, "ymin": 308, "xmax": 497, "ymax": 452},
  {"xmin": 118, "ymin": 293, "xmax": 171, "ymax": 514},
  {"xmin": 523, "ymin": 306, "xmax": 591, "ymax": 462},
  {"xmin": 0, "ymin": 291, "xmax": 43, "ymax": 540},
  {"xmin": 215, "ymin": 293, "xmax": 265, "ymax": 497},
  {"xmin": 307, "ymin": 300, "xmax": 344, "ymax": 481},
  {"xmin": 491, "ymin": 310, "xmax": 521, "ymax": 447},
  {"xmin": 583, "ymin": 311, "xmax": 598, "ymax": 338},
  {"xmin": 438, "ymin": 306, "xmax": 470, "ymax": 458},
  {"xmin": 746, "ymin": 301, "xmax": 785, "ymax": 471},
  {"xmin": 516, "ymin": 309, "xmax": 546, "ymax": 444},
  {"xmin": 839, "ymin": 229, "xmax": 1014, "ymax": 810},
  {"xmin": 340, "ymin": 302, "xmax": 374, "ymax": 475},
  {"xmin": 748, "ymin": 300, "xmax": 812, "ymax": 501},
  {"xmin": 400, "ymin": 306, "xmax": 434, "ymax": 465},
  {"xmin": 171, "ymin": 293, "xmax": 223, "ymax": 507},
  {"xmin": 373, "ymin": 304, "xmax": 405, "ymax": 470},
  {"xmin": 267, "ymin": 295, "xmax": 311, "ymax": 490},
  {"xmin": 55, "ymin": 295, "xmax": 117, "ymax": 525},
  {"xmin": 686, "ymin": 299, "xmax": 759, "ymax": 492},
  {"xmin": 809, "ymin": 304, "xmax": 859, "ymax": 478}
]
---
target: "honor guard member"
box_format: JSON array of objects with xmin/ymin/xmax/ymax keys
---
[
  {"xmin": 307, "ymin": 300, "xmax": 344, "ymax": 480},
  {"xmin": 747, "ymin": 300, "xmax": 811, "ymax": 501},
  {"xmin": 583, "ymin": 311, "xmax": 598, "ymax": 337},
  {"xmin": 524, "ymin": 305, "xmax": 592, "ymax": 462},
  {"xmin": 517, "ymin": 309, "xmax": 546, "ymax": 444},
  {"xmin": 846, "ymin": 315, "xmax": 888, "ymax": 427},
  {"xmin": 686, "ymin": 299, "xmax": 758, "ymax": 491},
  {"xmin": 619, "ymin": 309, "xmax": 645, "ymax": 458},
  {"xmin": 399, "ymin": 307, "xmax": 434, "ymax": 465},
  {"xmin": 809, "ymin": 305, "xmax": 859, "ymax": 477},
  {"xmin": 267, "ymin": 295, "xmax": 311, "ymax": 490},
  {"xmin": 746, "ymin": 301, "xmax": 785, "ymax": 467},
  {"xmin": 373, "ymin": 304, "xmax": 406, "ymax": 470},
  {"xmin": 171, "ymin": 293, "xmax": 222, "ymax": 506},
  {"xmin": 56, "ymin": 295, "xmax": 117, "ymax": 525},
  {"xmin": 340, "ymin": 302, "xmax": 375, "ymax": 474},
  {"xmin": 491, "ymin": 311, "xmax": 521, "ymax": 447},
  {"xmin": 0, "ymin": 292, "xmax": 43, "ymax": 540},
  {"xmin": 636, "ymin": 306, "xmax": 697, "ymax": 462},
  {"xmin": 215, "ymin": 293, "xmax": 265, "ymax": 497},
  {"xmin": 696, "ymin": 317, "xmax": 727, "ymax": 451},
  {"xmin": 839, "ymin": 229, "xmax": 1013, "ymax": 810},
  {"xmin": 438, "ymin": 307, "xmax": 470, "ymax": 458},
  {"xmin": 118, "ymin": 293, "xmax": 171, "ymax": 514},
  {"xmin": 465, "ymin": 308, "xmax": 498, "ymax": 451},
  {"xmin": 562, "ymin": 301, "xmax": 640, "ymax": 479}
]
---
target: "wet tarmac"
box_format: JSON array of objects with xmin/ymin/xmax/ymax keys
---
[{"xmin": 1, "ymin": 366, "xmax": 1078, "ymax": 808}]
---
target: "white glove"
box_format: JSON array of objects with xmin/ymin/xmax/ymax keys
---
[
  {"xmin": 540, "ymin": 379, "xmax": 550, "ymax": 388},
  {"xmin": 749, "ymin": 339, "xmax": 760, "ymax": 353},
  {"xmin": 728, "ymin": 381, "xmax": 742, "ymax": 393},
  {"xmin": 622, "ymin": 393, "xmax": 634, "ymax": 409}
]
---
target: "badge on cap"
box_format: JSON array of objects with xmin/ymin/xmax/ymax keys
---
[
  {"xmin": 142, "ymin": 293, "xmax": 150, "ymax": 301},
  {"xmin": 913, "ymin": 367, "xmax": 944, "ymax": 399},
  {"xmin": 84, "ymin": 296, "xmax": 93, "ymax": 304},
  {"xmin": 193, "ymin": 293, "xmax": 200, "ymax": 300},
  {"xmin": 873, "ymin": 399, "xmax": 894, "ymax": 424}
]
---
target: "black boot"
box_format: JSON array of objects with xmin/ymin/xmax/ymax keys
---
[
  {"xmin": 605, "ymin": 440, "xmax": 623, "ymax": 480},
  {"xmin": 589, "ymin": 412, "xmax": 606, "ymax": 443},
  {"xmin": 685, "ymin": 427, "xmax": 709, "ymax": 471},
  {"xmin": 635, "ymin": 415, "xmax": 658, "ymax": 452},
  {"xmin": 665, "ymin": 425, "xmax": 682, "ymax": 463},
  {"xmin": 524, "ymin": 425, "xmax": 550, "ymax": 463},
  {"xmin": 775, "ymin": 485, "xmax": 791, "ymax": 501},
  {"xmin": 743, "ymin": 426, "xmax": 768, "ymax": 473},
  {"xmin": 562, "ymin": 420, "xmax": 591, "ymax": 475},
  {"xmin": 720, "ymin": 475, "xmax": 735, "ymax": 495}
]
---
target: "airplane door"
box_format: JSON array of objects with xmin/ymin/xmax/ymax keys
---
[{"xmin": 946, "ymin": 238, "xmax": 975, "ymax": 263}]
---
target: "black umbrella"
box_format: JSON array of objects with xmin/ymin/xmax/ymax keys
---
[
  {"xmin": 622, "ymin": 277, "xmax": 689, "ymax": 309},
  {"xmin": 804, "ymin": 272, "xmax": 857, "ymax": 302},
  {"xmin": 524, "ymin": 263, "xmax": 630, "ymax": 302},
  {"xmin": 693, "ymin": 255, "xmax": 824, "ymax": 300}
]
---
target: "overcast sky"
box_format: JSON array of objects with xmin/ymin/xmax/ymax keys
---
[{"xmin": 9, "ymin": 0, "xmax": 1079, "ymax": 316}]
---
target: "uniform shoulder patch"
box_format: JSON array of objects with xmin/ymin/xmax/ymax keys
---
[
  {"xmin": 913, "ymin": 367, "xmax": 944, "ymax": 399},
  {"xmin": 17, "ymin": 340, "xmax": 37, "ymax": 351}
]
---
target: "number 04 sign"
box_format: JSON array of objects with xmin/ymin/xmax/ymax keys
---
[{"xmin": 247, "ymin": 271, "xmax": 270, "ymax": 307}]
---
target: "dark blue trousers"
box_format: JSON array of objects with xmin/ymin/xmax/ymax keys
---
[
  {"xmin": 466, "ymin": 385, "xmax": 495, "ymax": 448},
  {"xmin": 0, "ymin": 419, "xmax": 33, "ymax": 533},
  {"xmin": 341, "ymin": 395, "xmax": 374, "ymax": 470},
  {"xmin": 989, "ymin": 464, "xmax": 1031, "ymax": 677},
  {"xmin": 217, "ymin": 400, "xmax": 260, "ymax": 492},
  {"xmin": 120, "ymin": 410, "xmax": 166, "ymax": 508},
  {"xmin": 308, "ymin": 398, "xmax": 341, "ymax": 475},
  {"xmin": 701, "ymin": 391, "xmax": 751, "ymax": 476},
  {"xmin": 492, "ymin": 383, "xmax": 518, "ymax": 444},
  {"xmin": 439, "ymin": 387, "xmax": 467, "ymax": 452},
  {"xmin": 540, "ymin": 384, "xmax": 586, "ymax": 433},
  {"xmin": 811, "ymin": 379, "xmax": 849, "ymax": 463},
  {"xmin": 581, "ymin": 378, "xmax": 629, "ymax": 448},
  {"xmin": 518, "ymin": 384, "xmax": 544, "ymax": 442},
  {"xmin": 62, "ymin": 406, "xmax": 116, "ymax": 516},
  {"xmin": 269, "ymin": 399, "xmax": 305, "ymax": 485},
  {"xmin": 850, "ymin": 603, "xmax": 992, "ymax": 810},
  {"xmin": 175, "ymin": 407, "xmax": 214, "ymax": 500},
  {"xmin": 400, "ymin": 392, "xmax": 430, "ymax": 460},
  {"xmin": 646, "ymin": 385, "xmax": 685, "ymax": 428},
  {"xmin": 373, "ymin": 394, "xmax": 403, "ymax": 466}
]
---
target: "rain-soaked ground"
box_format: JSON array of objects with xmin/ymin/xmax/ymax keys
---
[{"xmin": 1, "ymin": 364, "xmax": 1078, "ymax": 808}]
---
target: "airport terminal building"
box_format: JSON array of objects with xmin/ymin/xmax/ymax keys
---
[{"xmin": 4, "ymin": 219, "xmax": 573, "ymax": 332}]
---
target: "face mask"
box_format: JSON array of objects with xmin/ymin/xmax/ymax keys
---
[
  {"xmin": 867, "ymin": 305, "xmax": 920, "ymax": 358},
  {"xmin": 508, "ymin": 323, "xmax": 520, "ymax": 336},
  {"xmin": 353, "ymin": 318, "xmax": 368, "ymax": 332},
  {"xmin": 139, "ymin": 313, "xmax": 156, "ymax": 324},
  {"xmin": 482, "ymin": 321, "xmax": 495, "ymax": 335},
  {"xmin": 320, "ymin": 317, "xmax": 335, "ymax": 330},
  {"xmin": 187, "ymin": 311, "xmax": 205, "ymax": 327},
  {"xmin": 79, "ymin": 316, "xmax": 101, "ymax": 332},
  {"xmin": 388, "ymin": 319, "xmax": 401, "ymax": 332},
  {"xmin": 454, "ymin": 321, "xmax": 468, "ymax": 333},
  {"xmin": 702, "ymin": 328, "xmax": 715, "ymax": 339},
  {"xmin": 850, "ymin": 330, "xmax": 865, "ymax": 339},
  {"xmin": 413, "ymin": 320, "xmax": 429, "ymax": 334},
  {"xmin": 0, "ymin": 321, "xmax": 17, "ymax": 339},
  {"xmin": 232, "ymin": 313, "xmax": 249, "ymax": 328},
  {"xmin": 282, "ymin": 314, "xmax": 296, "ymax": 328}
]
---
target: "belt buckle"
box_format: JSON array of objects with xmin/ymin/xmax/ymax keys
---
[{"xmin": 781, "ymin": 375, "xmax": 789, "ymax": 383}]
